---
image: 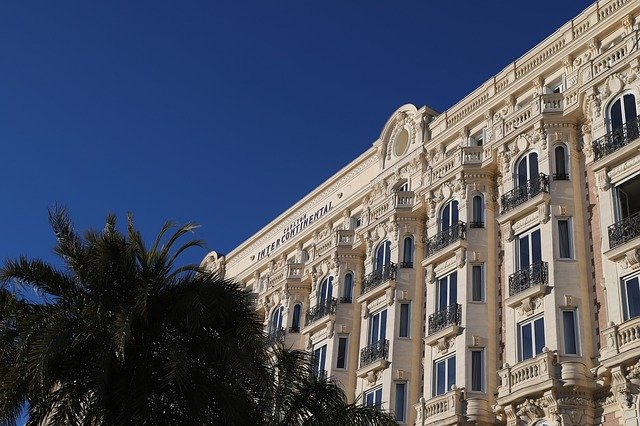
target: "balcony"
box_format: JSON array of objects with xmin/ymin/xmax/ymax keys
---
[
  {"xmin": 361, "ymin": 263, "xmax": 397, "ymax": 295},
  {"xmin": 500, "ymin": 174, "xmax": 549, "ymax": 214},
  {"xmin": 601, "ymin": 316, "xmax": 640, "ymax": 365},
  {"xmin": 428, "ymin": 304, "xmax": 462, "ymax": 335},
  {"xmin": 508, "ymin": 261, "xmax": 548, "ymax": 297},
  {"xmin": 359, "ymin": 339, "xmax": 389, "ymax": 368},
  {"xmin": 592, "ymin": 115, "xmax": 640, "ymax": 161},
  {"xmin": 265, "ymin": 328, "xmax": 285, "ymax": 346},
  {"xmin": 608, "ymin": 212, "xmax": 640, "ymax": 250},
  {"xmin": 415, "ymin": 387, "xmax": 463, "ymax": 426},
  {"xmin": 394, "ymin": 191, "xmax": 415, "ymax": 209},
  {"xmin": 306, "ymin": 298, "xmax": 337, "ymax": 325},
  {"xmin": 425, "ymin": 222, "xmax": 466, "ymax": 258},
  {"xmin": 497, "ymin": 349, "xmax": 557, "ymax": 405}
]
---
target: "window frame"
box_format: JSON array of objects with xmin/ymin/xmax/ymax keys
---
[
  {"xmin": 375, "ymin": 240, "xmax": 392, "ymax": 271},
  {"xmin": 313, "ymin": 344, "xmax": 327, "ymax": 377},
  {"xmin": 342, "ymin": 272, "xmax": 354, "ymax": 302},
  {"xmin": 269, "ymin": 306, "xmax": 284, "ymax": 333},
  {"xmin": 621, "ymin": 274, "xmax": 640, "ymax": 321},
  {"xmin": 471, "ymin": 264, "xmax": 485, "ymax": 302},
  {"xmin": 437, "ymin": 271, "xmax": 457, "ymax": 311},
  {"xmin": 470, "ymin": 194, "xmax": 485, "ymax": 228},
  {"xmin": 515, "ymin": 151, "xmax": 539, "ymax": 187},
  {"xmin": 401, "ymin": 235, "xmax": 414, "ymax": 267},
  {"xmin": 515, "ymin": 226, "xmax": 542, "ymax": 270},
  {"xmin": 318, "ymin": 276, "xmax": 334, "ymax": 304},
  {"xmin": 394, "ymin": 382, "xmax": 407, "ymax": 422},
  {"xmin": 364, "ymin": 386, "xmax": 383, "ymax": 408},
  {"xmin": 561, "ymin": 309, "xmax": 580, "ymax": 356},
  {"xmin": 557, "ymin": 218, "xmax": 573, "ymax": 259},
  {"xmin": 553, "ymin": 144, "xmax": 569, "ymax": 180},
  {"xmin": 336, "ymin": 335, "xmax": 348, "ymax": 369},
  {"xmin": 368, "ymin": 309, "xmax": 388, "ymax": 345},
  {"xmin": 399, "ymin": 302, "xmax": 410, "ymax": 338},
  {"xmin": 470, "ymin": 349, "xmax": 485, "ymax": 392},
  {"xmin": 433, "ymin": 355, "xmax": 456, "ymax": 396},
  {"xmin": 518, "ymin": 315, "xmax": 545, "ymax": 362},
  {"xmin": 440, "ymin": 199, "xmax": 460, "ymax": 231},
  {"xmin": 291, "ymin": 303, "xmax": 302, "ymax": 332},
  {"xmin": 607, "ymin": 92, "xmax": 637, "ymax": 131}
]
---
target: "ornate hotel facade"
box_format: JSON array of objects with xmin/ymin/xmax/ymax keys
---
[{"xmin": 202, "ymin": 1, "xmax": 640, "ymax": 424}]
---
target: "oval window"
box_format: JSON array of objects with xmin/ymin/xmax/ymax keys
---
[{"xmin": 394, "ymin": 129, "xmax": 409, "ymax": 156}]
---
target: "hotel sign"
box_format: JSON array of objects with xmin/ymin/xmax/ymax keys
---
[{"xmin": 255, "ymin": 201, "xmax": 333, "ymax": 261}]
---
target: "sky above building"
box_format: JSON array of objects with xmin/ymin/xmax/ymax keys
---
[{"xmin": 1, "ymin": 0, "xmax": 591, "ymax": 275}]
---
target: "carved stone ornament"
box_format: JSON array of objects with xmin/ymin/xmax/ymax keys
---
[
  {"xmin": 366, "ymin": 370, "xmax": 382, "ymax": 385},
  {"xmin": 436, "ymin": 336, "xmax": 456, "ymax": 354},
  {"xmin": 595, "ymin": 168, "xmax": 610, "ymax": 191},
  {"xmin": 516, "ymin": 398, "xmax": 545, "ymax": 422}
]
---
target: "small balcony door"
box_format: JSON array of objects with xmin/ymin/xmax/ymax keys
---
[
  {"xmin": 440, "ymin": 200, "xmax": 459, "ymax": 231},
  {"xmin": 516, "ymin": 152, "xmax": 539, "ymax": 187},
  {"xmin": 368, "ymin": 309, "xmax": 387, "ymax": 345},
  {"xmin": 375, "ymin": 240, "xmax": 392, "ymax": 271},
  {"xmin": 437, "ymin": 272, "xmax": 457, "ymax": 311},
  {"xmin": 516, "ymin": 228, "xmax": 541, "ymax": 270}
]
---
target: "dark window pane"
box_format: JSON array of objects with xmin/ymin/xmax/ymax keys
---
[
  {"xmin": 472, "ymin": 265, "xmax": 483, "ymax": 301},
  {"xmin": 366, "ymin": 391, "xmax": 374, "ymax": 407},
  {"xmin": 337, "ymin": 337, "xmax": 347, "ymax": 368},
  {"xmin": 518, "ymin": 157, "xmax": 528, "ymax": 186},
  {"xmin": 375, "ymin": 388, "xmax": 382, "ymax": 405},
  {"xmin": 627, "ymin": 277, "xmax": 640, "ymax": 319},
  {"xmin": 370, "ymin": 314, "xmax": 379, "ymax": 345},
  {"xmin": 563, "ymin": 311, "xmax": 578, "ymax": 355},
  {"xmin": 624, "ymin": 94, "xmax": 637, "ymax": 123},
  {"xmin": 534, "ymin": 318, "xmax": 545, "ymax": 355},
  {"xmin": 452, "ymin": 200, "xmax": 459, "ymax": 223},
  {"xmin": 519, "ymin": 235, "xmax": 530, "ymax": 269},
  {"xmin": 403, "ymin": 237, "xmax": 413, "ymax": 263},
  {"xmin": 380, "ymin": 310, "xmax": 387, "ymax": 340},
  {"xmin": 471, "ymin": 350, "xmax": 483, "ymax": 391},
  {"xmin": 435, "ymin": 361, "xmax": 445, "ymax": 395},
  {"xmin": 399, "ymin": 303, "xmax": 410, "ymax": 337},
  {"xmin": 531, "ymin": 229, "xmax": 542, "ymax": 264},
  {"xmin": 441, "ymin": 204, "xmax": 450, "ymax": 230},
  {"xmin": 344, "ymin": 273, "xmax": 353, "ymax": 299},
  {"xmin": 395, "ymin": 383, "xmax": 406, "ymax": 421},
  {"xmin": 558, "ymin": 220, "xmax": 571, "ymax": 258},
  {"xmin": 529, "ymin": 153, "xmax": 539, "ymax": 177},
  {"xmin": 438, "ymin": 278, "xmax": 448, "ymax": 310},
  {"xmin": 555, "ymin": 146, "xmax": 566, "ymax": 175},
  {"xmin": 292, "ymin": 304, "xmax": 301, "ymax": 329},
  {"xmin": 447, "ymin": 357, "xmax": 456, "ymax": 391},
  {"xmin": 473, "ymin": 196, "xmax": 483, "ymax": 222},
  {"xmin": 611, "ymin": 99, "xmax": 623, "ymax": 130}
]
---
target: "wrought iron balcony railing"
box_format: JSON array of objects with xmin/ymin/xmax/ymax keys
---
[
  {"xmin": 609, "ymin": 212, "xmax": 640, "ymax": 249},
  {"xmin": 265, "ymin": 328, "xmax": 285, "ymax": 346},
  {"xmin": 425, "ymin": 222, "xmax": 466, "ymax": 258},
  {"xmin": 361, "ymin": 263, "xmax": 397, "ymax": 295},
  {"xmin": 469, "ymin": 221, "xmax": 484, "ymax": 228},
  {"xmin": 288, "ymin": 326, "xmax": 300, "ymax": 333},
  {"xmin": 509, "ymin": 261, "xmax": 548, "ymax": 296},
  {"xmin": 593, "ymin": 115, "xmax": 640, "ymax": 161},
  {"xmin": 339, "ymin": 296, "xmax": 352, "ymax": 304},
  {"xmin": 360, "ymin": 339, "xmax": 389, "ymax": 368},
  {"xmin": 306, "ymin": 298, "xmax": 337, "ymax": 325},
  {"xmin": 399, "ymin": 261, "xmax": 413, "ymax": 268},
  {"xmin": 427, "ymin": 303, "xmax": 462, "ymax": 335},
  {"xmin": 500, "ymin": 174, "xmax": 549, "ymax": 214}
]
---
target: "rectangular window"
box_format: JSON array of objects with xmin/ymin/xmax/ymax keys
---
[
  {"xmin": 364, "ymin": 387, "xmax": 383, "ymax": 408},
  {"xmin": 471, "ymin": 350, "xmax": 484, "ymax": 392},
  {"xmin": 516, "ymin": 228, "xmax": 541, "ymax": 269},
  {"xmin": 313, "ymin": 345, "xmax": 327, "ymax": 376},
  {"xmin": 336, "ymin": 337, "xmax": 348, "ymax": 369},
  {"xmin": 369, "ymin": 309, "xmax": 387, "ymax": 345},
  {"xmin": 562, "ymin": 310, "xmax": 580, "ymax": 355},
  {"xmin": 395, "ymin": 383, "xmax": 406, "ymax": 422},
  {"xmin": 437, "ymin": 271, "xmax": 457, "ymax": 311},
  {"xmin": 433, "ymin": 355, "xmax": 456, "ymax": 396},
  {"xmin": 399, "ymin": 303, "xmax": 410, "ymax": 338},
  {"xmin": 518, "ymin": 316, "xmax": 545, "ymax": 361},
  {"xmin": 558, "ymin": 219, "xmax": 572, "ymax": 259},
  {"xmin": 622, "ymin": 275, "xmax": 640, "ymax": 320},
  {"xmin": 471, "ymin": 264, "xmax": 484, "ymax": 302}
]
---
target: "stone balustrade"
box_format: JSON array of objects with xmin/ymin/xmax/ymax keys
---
[{"xmin": 497, "ymin": 349, "xmax": 556, "ymax": 400}]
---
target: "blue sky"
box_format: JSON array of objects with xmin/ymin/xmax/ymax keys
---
[{"xmin": 1, "ymin": 1, "xmax": 590, "ymax": 271}]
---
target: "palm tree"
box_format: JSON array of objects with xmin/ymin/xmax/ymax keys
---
[
  {"xmin": 261, "ymin": 346, "xmax": 397, "ymax": 426},
  {"xmin": 0, "ymin": 208, "xmax": 269, "ymax": 425}
]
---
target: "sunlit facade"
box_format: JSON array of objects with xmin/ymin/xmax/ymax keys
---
[{"xmin": 202, "ymin": 1, "xmax": 640, "ymax": 423}]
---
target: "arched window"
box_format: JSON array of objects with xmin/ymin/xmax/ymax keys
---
[
  {"xmin": 342, "ymin": 272, "xmax": 354, "ymax": 302},
  {"xmin": 401, "ymin": 236, "xmax": 414, "ymax": 268},
  {"xmin": 300, "ymin": 249, "xmax": 310, "ymax": 263},
  {"xmin": 318, "ymin": 276, "xmax": 334, "ymax": 304},
  {"xmin": 471, "ymin": 195, "xmax": 484, "ymax": 228},
  {"xmin": 375, "ymin": 240, "xmax": 392, "ymax": 271},
  {"xmin": 290, "ymin": 304, "xmax": 302, "ymax": 332},
  {"xmin": 608, "ymin": 93, "xmax": 637, "ymax": 132},
  {"xmin": 554, "ymin": 145, "xmax": 569, "ymax": 180},
  {"xmin": 269, "ymin": 306, "xmax": 284, "ymax": 333},
  {"xmin": 516, "ymin": 152, "xmax": 539, "ymax": 187},
  {"xmin": 440, "ymin": 199, "xmax": 459, "ymax": 231}
]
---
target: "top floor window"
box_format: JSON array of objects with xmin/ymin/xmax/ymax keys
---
[
  {"xmin": 375, "ymin": 240, "xmax": 392, "ymax": 271},
  {"xmin": 609, "ymin": 93, "xmax": 638, "ymax": 132}
]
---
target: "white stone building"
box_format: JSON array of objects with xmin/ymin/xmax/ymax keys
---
[{"xmin": 202, "ymin": 0, "xmax": 640, "ymax": 424}]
